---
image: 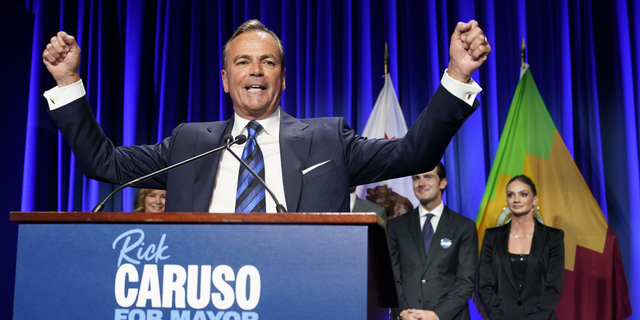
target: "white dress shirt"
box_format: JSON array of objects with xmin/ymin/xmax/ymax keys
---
[
  {"xmin": 419, "ymin": 201, "xmax": 444, "ymax": 233},
  {"xmin": 208, "ymin": 109, "xmax": 287, "ymax": 213}
]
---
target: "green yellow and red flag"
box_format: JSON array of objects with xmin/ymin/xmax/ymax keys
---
[{"xmin": 476, "ymin": 64, "xmax": 631, "ymax": 319}]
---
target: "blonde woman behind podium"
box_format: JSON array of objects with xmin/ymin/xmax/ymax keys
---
[{"xmin": 133, "ymin": 189, "xmax": 166, "ymax": 213}]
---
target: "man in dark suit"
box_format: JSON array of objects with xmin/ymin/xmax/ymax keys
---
[
  {"xmin": 387, "ymin": 163, "xmax": 478, "ymax": 320},
  {"xmin": 350, "ymin": 187, "xmax": 388, "ymax": 222},
  {"xmin": 41, "ymin": 20, "xmax": 491, "ymax": 213}
]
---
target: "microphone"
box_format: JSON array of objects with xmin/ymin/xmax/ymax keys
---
[
  {"xmin": 92, "ymin": 134, "xmax": 243, "ymax": 212},
  {"xmin": 226, "ymin": 134, "xmax": 287, "ymax": 213},
  {"xmin": 225, "ymin": 133, "xmax": 246, "ymax": 145}
]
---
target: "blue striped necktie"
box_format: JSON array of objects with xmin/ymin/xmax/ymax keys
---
[
  {"xmin": 235, "ymin": 121, "xmax": 266, "ymax": 212},
  {"xmin": 423, "ymin": 213, "xmax": 434, "ymax": 257}
]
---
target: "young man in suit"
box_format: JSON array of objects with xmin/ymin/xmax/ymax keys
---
[
  {"xmin": 387, "ymin": 163, "xmax": 478, "ymax": 320},
  {"xmin": 41, "ymin": 20, "xmax": 490, "ymax": 213}
]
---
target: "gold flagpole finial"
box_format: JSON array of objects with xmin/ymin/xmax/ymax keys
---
[
  {"xmin": 521, "ymin": 37, "xmax": 526, "ymax": 66},
  {"xmin": 384, "ymin": 43, "xmax": 389, "ymax": 75}
]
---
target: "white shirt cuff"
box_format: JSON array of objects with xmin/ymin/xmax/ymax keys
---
[
  {"xmin": 43, "ymin": 79, "xmax": 86, "ymax": 110},
  {"xmin": 441, "ymin": 69, "xmax": 482, "ymax": 107}
]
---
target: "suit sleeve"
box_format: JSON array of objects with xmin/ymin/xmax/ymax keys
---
[
  {"xmin": 346, "ymin": 85, "xmax": 477, "ymax": 186},
  {"xmin": 48, "ymin": 95, "xmax": 171, "ymax": 188},
  {"xmin": 522, "ymin": 229, "xmax": 565, "ymax": 320},
  {"xmin": 432, "ymin": 219, "xmax": 479, "ymax": 319},
  {"xmin": 387, "ymin": 219, "xmax": 409, "ymax": 312},
  {"xmin": 478, "ymin": 230, "xmax": 513, "ymax": 320}
]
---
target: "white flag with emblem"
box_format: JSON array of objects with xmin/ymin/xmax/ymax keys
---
[{"xmin": 355, "ymin": 73, "xmax": 419, "ymax": 209}]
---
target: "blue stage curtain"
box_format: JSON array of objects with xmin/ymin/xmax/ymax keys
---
[{"xmin": 18, "ymin": 0, "xmax": 640, "ymax": 317}]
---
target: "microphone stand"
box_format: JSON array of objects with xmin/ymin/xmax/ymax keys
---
[{"xmin": 92, "ymin": 135, "xmax": 244, "ymax": 212}]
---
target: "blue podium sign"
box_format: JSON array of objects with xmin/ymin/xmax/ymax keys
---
[{"xmin": 13, "ymin": 222, "xmax": 377, "ymax": 320}]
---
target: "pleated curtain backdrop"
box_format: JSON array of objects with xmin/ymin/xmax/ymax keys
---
[{"xmin": 15, "ymin": 0, "xmax": 640, "ymax": 318}]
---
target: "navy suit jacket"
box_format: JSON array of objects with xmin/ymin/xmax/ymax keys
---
[
  {"xmin": 477, "ymin": 220, "xmax": 564, "ymax": 320},
  {"xmin": 49, "ymin": 85, "xmax": 476, "ymax": 212},
  {"xmin": 387, "ymin": 206, "xmax": 478, "ymax": 320}
]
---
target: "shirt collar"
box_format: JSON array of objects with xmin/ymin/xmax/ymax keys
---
[
  {"xmin": 418, "ymin": 201, "xmax": 444, "ymax": 218},
  {"xmin": 232, "ymin": 107, "xmax": 281, "ymax": 140}
]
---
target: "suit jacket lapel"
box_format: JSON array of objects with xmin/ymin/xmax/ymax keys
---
[
  {"xmin": 192, "ymin": 119, "xmax": 233, "ymax": 212},
  {"xmin": 406, "ymin": 209, "xmax": 427, "ymax": 266},
  {"xmin": 423, "ymin": 207, "xmax": 452, "ymax": 273},
  {"xmin": 279, "ymin": 111, "xmax": 312, "ymax": 212},
  {"xmin": 497, "ymin": 223, "xmax": 520, "ymax": 293},
  {"xmin": 523, "ymin": 221, "xmax": 547, "ymax": 289}
]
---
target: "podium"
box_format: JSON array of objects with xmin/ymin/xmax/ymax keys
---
[{"xmin": 10, "ymin": 212, "xmax": 397, "ymax": 320}]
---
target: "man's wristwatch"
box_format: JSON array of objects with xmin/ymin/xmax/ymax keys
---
[{"xmin": 397, "ymin": 311, "xmax": 403, "ymax": 320}]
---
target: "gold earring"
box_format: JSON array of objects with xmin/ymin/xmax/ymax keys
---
[{"xmin": 532, "ymin": 206, "xmax": 544, "ymax": 224}]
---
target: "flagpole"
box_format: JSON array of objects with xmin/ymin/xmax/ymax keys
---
[
  {"xmin": 521, "ymin": 37, "xmax": 526, "ymax": 66},
  {"xmin": 384, "ymin": 42, "xmax": 389, "ymax": 76}
]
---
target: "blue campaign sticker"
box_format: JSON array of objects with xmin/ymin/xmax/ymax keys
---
[{"xmin": 440, "ymin": 238, "xmax": 452, "ymax": 249}]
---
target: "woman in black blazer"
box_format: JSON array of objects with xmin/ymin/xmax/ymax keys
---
[{"xmin": 478, "ymin": 175, "xmax": 564, "ymax": 319}]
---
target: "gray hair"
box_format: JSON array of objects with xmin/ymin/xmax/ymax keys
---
[{"xmin": 222, "ymin": 19, "xmax": 285, "ymax": 70}]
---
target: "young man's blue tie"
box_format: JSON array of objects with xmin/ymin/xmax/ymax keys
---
[{"xmin": 423, "ymin": 213, "xmax": 434, "ymax": 257}]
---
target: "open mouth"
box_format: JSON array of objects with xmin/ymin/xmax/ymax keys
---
[{"xmin": 246, "ymin": 85, "xmax": 266, "ymax": 92}]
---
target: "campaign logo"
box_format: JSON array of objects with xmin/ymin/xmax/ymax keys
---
[
  {"xmin": 113, "ymin": 229, "xmax": 170, "ymax": 267},
  {"xmin": 112, "ymin": 229, "xmax": 261, "ymax": 320}
]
